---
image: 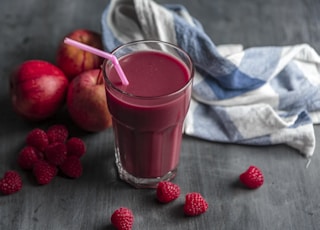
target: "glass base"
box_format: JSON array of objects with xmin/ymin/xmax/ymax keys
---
[{"xmin": 115, "ymin": 149, "xmax": 177, "ymax": 189}]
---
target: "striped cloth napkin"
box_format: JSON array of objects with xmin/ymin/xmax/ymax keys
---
[{"xmin": 101, "ymin": 0, "xmax": 320, "ymax": 157}]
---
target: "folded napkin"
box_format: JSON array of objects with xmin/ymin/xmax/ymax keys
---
[{"xmin": 101, "ymin": 0, "xmax": 320, "ymax": 157}]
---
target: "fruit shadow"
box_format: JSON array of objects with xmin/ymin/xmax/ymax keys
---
[
  {"xmin": 98, "ymin": 224, "xmax": 113, "ymax": 230},
  {"xmin": 79, "ymin": 139, "xmax": 123, "ymax": 189},
  {"xmin": 229, "ymin": 177, "xmax": 258, "ymax": 192},
  {"xmin": 167, "ymin": 202, "xmax": 186, "ymax": 219},
  {"xmin": 0, "ymin": 97, "xmax": 81, "ymax": 138},
  {"xmin": 0, "ymin": 95, "xmax": 29, "ymax": 133},
  {"xmin": 145, "ymin": 193, "xmax": 188, "ymax": 220}
]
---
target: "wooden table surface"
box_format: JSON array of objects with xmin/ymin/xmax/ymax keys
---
[{"xmin": 1, "ymin": 0, "xmax": 320, "ymax": 229}]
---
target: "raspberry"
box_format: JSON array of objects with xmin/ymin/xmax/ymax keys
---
[
  {"xmin": 44, "ymin": 142, "xmax": 67, "ymax": 166},
  {"xmin": 0, "ymin": 171, "xmax": 22, "ymax": 195},
  {"xmin": 239, "ymin": 165, "xmax": 264, "ymax": 189},
  {"xmin": 60, "ymin": 156, "xmax": 83, "ymax": 178},
  {"xmin": 156, "ymin": 181, "xmax": 181, "ymax": 203},
  {"xmin": 66, "ymin": 137, "xmax": 86, "ymax": 158},
  {"xmin": 33, "ymin": 161, "xmax": 57, "ymax": 185},
  {"xmin": 111, "ymin": 207, "xmax": 134, "ymax": 230},
  {"xmin": 46, "ymin": 124, "xmax": 69, "ymax": 143},
  {"xmin": 183, "ymin": 192, "xmax": 208, "ymax": 216},
  {"xmin": 17, "ymin": 146, "xmax": 41, "ymax": 170},
  {"xmin": 26, "ymin": 128, "xmax": 49, "ymax": 152}
]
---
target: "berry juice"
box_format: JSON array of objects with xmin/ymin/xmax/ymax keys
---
[{"xmin": 103, "ymin": 41, "xmax": 193, "ymax": 188}]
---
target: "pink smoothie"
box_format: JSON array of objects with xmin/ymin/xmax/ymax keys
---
[{"xmin": 105, "ymin": 50, "xmax": 192, "ymax": 179}]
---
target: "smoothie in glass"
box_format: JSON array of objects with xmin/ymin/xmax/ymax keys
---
[{"xmin": 103, "ymin": 41, "xmax": 193, "ymax": 188}]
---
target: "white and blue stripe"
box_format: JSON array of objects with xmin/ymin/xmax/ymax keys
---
[{"xmin": 101, "ymin": 0, "xmax": 320, "ymax": 157}]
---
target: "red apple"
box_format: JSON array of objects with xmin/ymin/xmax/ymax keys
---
[
  {"xmin": 67, "ymin": 69, "xmax": 112, "ymax": 132},
  {"xmin": 56, "ymin": 29, "xmax": 104, "ymax": 81},
  {"xmin": 10, "ymin": 60, "xmax": 69, "ymax": 121}
]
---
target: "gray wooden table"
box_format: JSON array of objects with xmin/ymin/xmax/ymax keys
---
[{"xmin": 1, "ymin": 0, "xmax": 320, "ymax": 229}]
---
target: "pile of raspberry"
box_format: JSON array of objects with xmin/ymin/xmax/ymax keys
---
[
  {"xmin": 19, "ymin": 124, "xmax": 86, "ymax": 185},
  {"xmin": 0, "ymin": 124, "xmax": 86, "ymax": 194},
  {"xmin": 0, "ymin": 124, "xmax": 86, "ymax": 195}
]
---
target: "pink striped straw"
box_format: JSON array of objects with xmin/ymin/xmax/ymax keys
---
[{"xmin": 64, "ymin": 38, "xmax": 129, "ymax": 86}]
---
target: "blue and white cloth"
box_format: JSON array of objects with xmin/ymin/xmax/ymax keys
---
[{"xmin": 101, "ymin": 0, "xmax": 320, "ymax": 157}]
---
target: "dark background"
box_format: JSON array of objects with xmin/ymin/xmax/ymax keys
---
[{"xmin": 1, "ymin": 0, "xmax": 320, "ymax": 229}]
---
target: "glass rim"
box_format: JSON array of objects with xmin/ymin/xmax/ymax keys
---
[{"xmin": 102, "ymin": 40, "xmax": 194, "ymax": 100}]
